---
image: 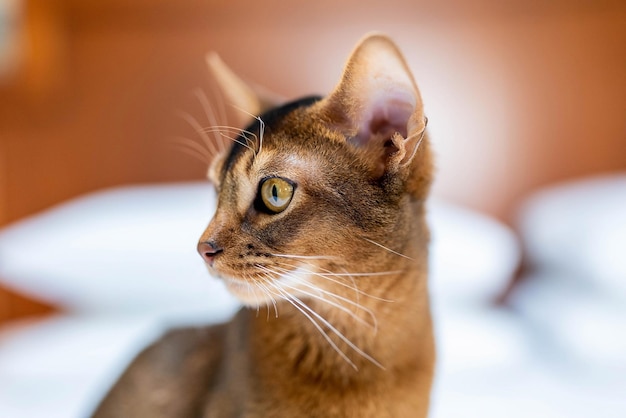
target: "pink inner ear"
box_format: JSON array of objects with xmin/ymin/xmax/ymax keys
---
[{"xmin": 351, "ymin": 90, "xmax": 415, "ymax": 147}]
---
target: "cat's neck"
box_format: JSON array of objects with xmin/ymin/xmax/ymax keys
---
[
  {"xmin": 246, "ymin": 206, "xmax": 434, "ymax": 388},
  {"xmin": 251, "ymin": 270, "xmax": 432, "ymax": 375},
  {"xmin": 240, "ymin": 266, "xmax": 433, "ymax": 418}
]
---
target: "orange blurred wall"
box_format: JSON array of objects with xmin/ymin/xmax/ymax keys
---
[{"xmin": 0, "ymin": 0, "xmax": 625, "ymax": 322}]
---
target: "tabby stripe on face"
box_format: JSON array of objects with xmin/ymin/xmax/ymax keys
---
[{"xmin": 221, "ymin": 96, "xmax": 323, "ymax": 178}]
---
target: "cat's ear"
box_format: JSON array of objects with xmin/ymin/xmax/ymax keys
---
[
  {"xmin": 321, "ymin": 34, "xmax": 427, "ymax": 176},
  {"xmin": 206, "ymin": 52, "xmax": 284, "ymax": 128}
]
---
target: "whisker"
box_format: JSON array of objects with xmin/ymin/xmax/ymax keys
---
[
  {"xmin": 171, "ymin": 147, "xmax": 210, "ymax": 164},
  {"xmin": 258, "ymin": 116, "xmax": 265, "ymax": 156},
  {"xmin": 270, "ymin": 253, "xmax": 337, "ymax": 261},
  {"xmin": 194, "ymin": 88, "xmax": 221, "ymax": 137},
  {"xmin": 363, "ymin": 238, "xmax": 415, "ymax": 261},
  {"xmin": 202, "ymin": 126, "xmax": 258, "ymax": 150},
  {"xmin": 254, "ymin": 278, "xmax": 279, "ymax": 319},
  {"xmin": 342, "ymin": 267, "xmax": 361, "ymax": 318},
  {"xmin": 252, "ymin": 279, "xmax": 270, "ymax": 321},
  {"xmin": 169, "ymin": 136, "xmax": 213, "ymax": 158},
  {"xmin": 217, "ymin": 132, "xmax": 256, "ymax": 154},
  {"xmin": 262, "ymin": 264, "xmax": 376, "ymax": 329},
  {"xmin": 201, "ymin": 126, "xmax": 258, "ymax": 142},
  {"xmin": 207, "ymin": 78, "xmax": 229, "ymax": 137},
  {"xmin": 231, "ymin": 105, "xmax": 265, "ymax": 156},
  {"xmin": 272, "ymin": 265, "xmax": 375, "ymax": 306},
  {"xmin": 314, "ymin": 270, "xmax": 402, "ymax": 278},
  {"xmin": 267, "ymin": 281, "xmax": 359, "ymax": 370},
  {"xmin": 259, "ymin": 266, "xmax": 385, "ymax": 370},
  {"xmin": 282, "ymin": 288, "xmax": 385, "ymax": 370},
  {"xmin": 247, "ymin": 274, "xmax": 260, "ymax": 317},
  {"xmin": 176, "ymin": 110, "xmax": 219, "ymax": 156},
  {"xmin": 167, "ymin": 137, "xmax": 212, "ymax": 164},
  {"xmin": 276, "ymin": 261, "xmax": 395, "ymax": 303},
  {"xmin": 192, "ymin": 88, "xmax": 229, "ymax": 154},
  {"xmin": 274, "ymin": 269, "xmax": 378, "ymax": 332}
]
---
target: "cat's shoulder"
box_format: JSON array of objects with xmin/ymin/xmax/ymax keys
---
[{"xmin": 92, "ymin": 322, "xmax": 229, "ymax": 418}]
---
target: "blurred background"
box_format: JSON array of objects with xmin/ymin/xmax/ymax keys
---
[
  {"xmin": 1, "ymin": 0, "xmax": 625, "ymax": 318},
  {"xmin": 0, "ymin": 0, "xmax": 624, "ymax": 417}
]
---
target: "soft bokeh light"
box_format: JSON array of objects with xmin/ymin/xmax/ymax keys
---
[{"xmin": 1, "ymin": 1, "xmax": 625, "ymax": 417}]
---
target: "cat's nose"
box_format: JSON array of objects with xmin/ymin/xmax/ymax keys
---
[{"xmin": 197, "ymin": 241, "xmax": 224, "ymax": 266}]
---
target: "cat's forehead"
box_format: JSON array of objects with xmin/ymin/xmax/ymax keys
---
[
  {"xmin": 221, "ymin": 95, "xmax": 350, "ymax": 181},
  {"xmin": 221, "ymin": 96, "xmax": 322, "ymax": 173},
  {"xmin": 228, "ymin": 136, "xmax": 324, "ymax": 190}
]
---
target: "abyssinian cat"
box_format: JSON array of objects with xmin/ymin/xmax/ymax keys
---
[{"xmin": 93, "ymin": 33, "xmax": 435, "ymax": 418}]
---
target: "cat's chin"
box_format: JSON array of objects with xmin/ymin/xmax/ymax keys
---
[
  {"xmin": 222, "ymin": 277, "xmax": 273, "ymax": 307},
  {"xmin": 218, "ymin": 267, "xmax": 313, "ymax": 308}
]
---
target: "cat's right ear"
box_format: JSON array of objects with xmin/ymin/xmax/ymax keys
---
[
  {"xmin": 206, "ymin": 53, "xmax": 284, "ymax": 128},
  {"xmin": 319, "ymin": 34, "xmax": 427, "ymax": 178}
]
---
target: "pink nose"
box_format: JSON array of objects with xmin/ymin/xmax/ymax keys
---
[{"xmin": 197, "ymin": 241, "xmax": 223, "ymax": 266}]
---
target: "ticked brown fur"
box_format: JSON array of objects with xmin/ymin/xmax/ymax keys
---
[{"xmin": 93, "ymin": 33, "xmax": 435, "ymax": 418}]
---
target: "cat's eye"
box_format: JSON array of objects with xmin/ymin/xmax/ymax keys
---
[{"xmin": 259, "ymin": 177, "xmax": 294, "ymax": 213}]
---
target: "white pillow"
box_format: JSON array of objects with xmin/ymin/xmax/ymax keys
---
[
  {"xmin": 0, "ymin": 184, "xmax": 240, "ymax": 319},
  {"xmin": 0, "ymin": 315, "xmax": 179, "ymax": 418},
  {"xmin": 509, "ymin": 270, "xmax": 626, "ymax": 368},
  {"xmin": 517, "ymin": 174, "xmax": 626, "ymax": 294},
  {"xmin": 0, "ymin": 182, "xmax": 520, "ymax": 314},
  {"xmin": 428, "ymin": 201, "xmax": 520, "ymax": 303}
]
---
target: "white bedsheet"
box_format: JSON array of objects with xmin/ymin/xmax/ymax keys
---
[{"xmin": 2, "ymin": 303, "xmax": 624, "ymax": 418}]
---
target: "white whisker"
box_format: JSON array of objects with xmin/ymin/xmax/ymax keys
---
[
  {"xmin": 342, "ymin": 267, "xmax": 361, "ymax": 318},
  {"xmin": 270, "ymin": 253, "xmax": 337, "ymax": 261},
  {"xmin": 281, "ymin": 288, "xmax": 385, "ymax": 370},
  {"xmin": 207, "ymin": 79, "xmax": 229, "ymax": 147},
  {"xmin": 217, "ymin": 132, "xmax": 256, "ymax": 154},
  {"xmin": 316, "ymin": 270, "xmax": 402, "ymax": 278},
  {"xmin": 258, "ymin": 117, "xmax": 265, "ymax": 156},
  {"xmin": 271, "ymin": 266, "xmax": 378, "ymax": 312},
  {"xmin": 201, "ymin": 125, "xmax": 258, "ymax": 140},
  {"xmin": 266, "ymin": 281, "xmax": 359, "ymax": 370},
  {"xmin": 202, "ymin": 126, "xmax": 258, "ymax": 152},
  {"xmin": 257, "ymin": 264, "xmax": 384, "ymax": 369},
  {"xmin": 205, "ymin": 129, "xmax": 253, "ymax": 149},
  {"xmin": 167, "ymin": 137, "xmax": 213, "ymax": 164},
  {"xmin": 276, "ymin": 261, "xmax": 395, "ymax": 303},
  {"xmin": 363, "ymin": 238, "xmax": 414, "ymax": 261},
  {"xmin": 248, "ymin": 275, "xmax": 260, "ymax": 317},
  {"xmin": 177, "ymin": 110, "xmax": 219, "ymax": 156},
  {"xmin": 193, "ymin": 88, "xmax": 221, "ymax": 141},
  {"xmin": 231, "ymin": 105, "xmax": 265, "ymax": 156},
  {"xmin": 254, "ymin": 278, "xmax": 279, "ymax": 319},
  {"xmin": 276, "ymin": 270, "xmax": 378, "ymax": 332}
]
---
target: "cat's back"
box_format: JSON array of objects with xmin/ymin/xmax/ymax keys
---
[{"xmin": 92, "ymin": 323, "xmax": 228, "ymax": 418}]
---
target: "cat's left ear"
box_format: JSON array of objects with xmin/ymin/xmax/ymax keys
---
[
  {"xmin": 321, "ymin": 34, "xmax": 427, "ymax": 176},
  {"xmin": 206, "ymin": 52, "xmax": 284, "ymax": 128}
]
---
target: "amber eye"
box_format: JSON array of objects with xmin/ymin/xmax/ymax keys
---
[{"xmin": 260, "ymin": 177, "xmax": 294, "ymax": 213}]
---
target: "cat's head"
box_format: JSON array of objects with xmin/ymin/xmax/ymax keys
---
[{"xmin": 197, "ymin": 34, "xmax": 433, "ymax": 307}]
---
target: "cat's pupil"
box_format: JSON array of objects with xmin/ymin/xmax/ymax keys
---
[{"xmin": 271, "ymin": 185, "xmax": 278, "ymax": 201}]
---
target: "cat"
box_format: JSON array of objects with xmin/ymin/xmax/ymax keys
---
[{"xmin": 92, "ymin": 33, "xmax": 435, "ymax": 418}]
